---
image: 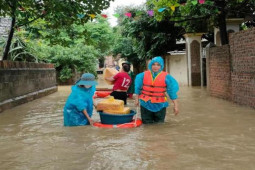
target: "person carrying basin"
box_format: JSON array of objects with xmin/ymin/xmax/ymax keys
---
[
  {"xmin": 105, "ymin": 62, "xmax": 132, "ymax": 105},
  {"xmin": 122, "ymin": 61, "xmax": 135, "ymax": 99},
  {"xmin": 63, "ymin": 73, "xmax": 98, "ymax": 126},
  {"xmin": 134, "ymin": 56, "xmax": 179, "ymax": 124}
]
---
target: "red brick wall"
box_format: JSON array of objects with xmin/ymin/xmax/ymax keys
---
[
  {"xmin": 229, "ymin": 28, "xmax": 255, "ymax": 108},
  {"xmin": 209, "ymin": 28, "xmax": 255, "ymax": 109},
  {"xmin": 209, "ymin": 45, "xmax": 232, "ymax": 100}
]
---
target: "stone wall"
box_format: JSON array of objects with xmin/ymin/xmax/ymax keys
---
[
  {"xmin": 229, "ymin": 27, "xmax": 255, "ymax": 108},
  {"xmin": 0, "ymin": 61, "xmax": 58, "ymax": 113},
  {"xmin": 209, "ymin": 27, "xmax": 255, "ymax": 108}
]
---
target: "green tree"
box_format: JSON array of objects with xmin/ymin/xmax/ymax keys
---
[
  {"xmin": 83, "ymin": 16, "xmax": 115, "ymax": 58},
  {"xmin": 112, "ymin": 6, "xmax": 184, "ymax": 72},
  {"xmin": 30, "ymin": 42, "xmax": 99, "ymax": 82},
  {"xmin": 148, "ymin": 0, "xmax": 255, "ymax": 45},
  {"xmin": 0, "ymin": 0, "xmax": 113, "ymax": 60}
]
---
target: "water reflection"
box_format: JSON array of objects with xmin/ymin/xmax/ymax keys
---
[{"xmin": 0, "ymin": 85, "xmax": 255, "ymax": 170}]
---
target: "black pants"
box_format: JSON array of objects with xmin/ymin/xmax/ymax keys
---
[
  {"xmin": 110, "ymin": 91, "xmax": 128, "ymax": 105},
  {"xmin": 140, "ymin": 106, "xmax": 166, "ymax": 124}
]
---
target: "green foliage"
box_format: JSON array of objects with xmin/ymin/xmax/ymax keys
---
[
  {"xmin": 112, "ymin": 6, "xmax": 185, "ymax": 72},
  {"xmin": 149, "ymin": 0, "xmax": 180, "ymax": 21},
  {"xmin": 0, "ymin": 34, "xmax": 38, "ymax": 62},
  {"xmin": 0, "ymin": 0, "xmax": 114, "ymax": 27},
  {"xmin": 23, "ymin": 16, "xmax": 115, "ymax": 58},
  {"xmin": 3, "ymin": 29, "xmax": 100, "ymax": 81},
  {"xmin": 0, "ymin": 37, "xmax": 6, "ymax": 58},
  {"xmin": 148, "ymin": 0, "xmax": 255, "ymax": 33},
  {"xmin": 59, "ymin": 66, "xmax": 73, "ymax": 82},
  {"xmin": 177, "ymin": 0, "xmax": 216, "ymax": 33},
  {"xmin": 32, "ymin": 43, "xmax": 99, "ymax": 81},
  {"xmin": 117, "ymin": 8, "xmax": 183, "ymax": 57},
  {"xmin": 0, "ymin": 0, "xmax": 113, "ymax": 60},
  {"xmin": 83, "ymin": 16, "xmax": 115, "ymax": 58}
]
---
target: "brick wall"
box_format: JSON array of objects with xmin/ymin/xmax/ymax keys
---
[
  {"xmin": 209, "ymin": 27, "xmax": 255, "ymax": 109},
  {"xmin": 229, "ymin": 28, "xmax": 255, "ymax": 108},
  {"xmin": 209, "ymin": 45, "xmax": 232, "ymax": 100},
  {"xmin": 0, "ymin": 61, "xmax": 57, "ymax": 112}
]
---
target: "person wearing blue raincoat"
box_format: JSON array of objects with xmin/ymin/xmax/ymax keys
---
[
  {"xmin": 134, "ymin": 56, "xmax": 179, "ymax": 124},
  {"xmin": 63, "ymin": 73, "xmax": 98, "ymax": 126}
]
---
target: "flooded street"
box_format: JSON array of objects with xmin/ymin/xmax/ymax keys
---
[{"xmin": 0, "ymin": 77, "xmax": 255, "ymax": 169}]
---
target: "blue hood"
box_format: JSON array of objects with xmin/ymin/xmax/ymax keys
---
[
  {"xmin": 72, "ymin": 84, "xmax": 96, "ymax": 97},
  {"xmin": 148, "ymin": 56, "xmax": 164, "ymax": 73}
]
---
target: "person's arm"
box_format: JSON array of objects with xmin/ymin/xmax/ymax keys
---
[
  {"xmin": 93, "ymin": 97, "xmax": 97, "ymax": 109},
  {"xmin": 171, "ymin": 99, "xmax": 179, "ymax": 116},
  {"xmin": 135, "ymin": 94, "xmax": 139, "ymax": 106},
  {"xmin": 105, "ymin": 72, "xmax": 118, "ymax": 82},
  {"xmin": 105, "ymin": 76, "xmax": 115, "ymax": 82},
  {"xmin": 165, "ymin": 74, "xmax": 180, "ymax": 115},
  {"xmin": 134, "ymin": 72, "xmax": 144, "ymax": 106},
  {"xmin": 82, "ymin": 109, "xmax": 94, "ymax": 125}
]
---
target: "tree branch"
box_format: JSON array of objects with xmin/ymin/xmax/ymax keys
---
[
  {"xmin": 169, "ymin": 15, "xmax": 210, "ymax": 23},
  {"xmin": 6, "ymin": 0, "xmax": 13, "ymax": 8},
  {"xmin": 233, "ymin": 0, "xmax": 250, "ymax": 11}
]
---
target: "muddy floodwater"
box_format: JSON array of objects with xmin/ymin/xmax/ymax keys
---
[{"xmin": 0, "ymin": 84, "xmax": 255, "ymax": 170}]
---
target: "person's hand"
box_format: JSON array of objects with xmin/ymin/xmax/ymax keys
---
[
  {"xmin": 93, "ymin": 103, "xmax": 97, "ymax": 110},
  {"xmin": 173, "ymin": 106, "xmax": 179, "ymax": 116},
  {"xmin": 135, "ymin": 97, "xmax": 139, "ymax": 106},
  {"xmin": 88, "ymin": 118, "xmax": 94, "ymax": 126}
]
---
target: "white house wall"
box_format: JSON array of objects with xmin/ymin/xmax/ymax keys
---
[{"xmin": 166, "ymin": 54, "xmax": 188, "ymax": 86}]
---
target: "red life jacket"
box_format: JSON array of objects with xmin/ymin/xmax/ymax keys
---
[{"xmin": 139, "ymin": 70, "xmax": 167, "ymax": 103}]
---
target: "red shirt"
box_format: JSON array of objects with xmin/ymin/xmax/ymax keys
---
[{"xmin": 113, "ymin": 72, "xmax": 132, "ymax": 91}]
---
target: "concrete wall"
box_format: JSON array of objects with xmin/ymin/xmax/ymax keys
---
[
  {"xmin": 0, "ymin": 17, "xmax": 11, "ymax": 37},
  {"xmin": 0, "ymin": 17, "xmax": 11, "ymax": 60},
  {"xmin": 184, "ymin": 33, "xmax": 203, "ymax": 86},
  {"xmin": 166, "ymin": 54, "xmax": 188, "ymax": 86},
  {"xmin": 209, "ymin": 27, "xmax": 255, "ymax": 109},
  {"xmin": 0, "ymin": 61, "xmax": 58, "ymax": 113}
]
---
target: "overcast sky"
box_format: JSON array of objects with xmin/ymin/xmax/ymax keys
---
[{"xmin": 103, "ymin": 0, "xmax": 146, "ymax": 26}]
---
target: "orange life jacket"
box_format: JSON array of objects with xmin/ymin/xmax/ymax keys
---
[{"xmin": 139, "ymin": 70, "xmax": 167, "ymax": 103}]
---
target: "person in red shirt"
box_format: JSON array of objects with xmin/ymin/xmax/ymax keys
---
[{"xmin": 105, "ymin": 63, "xmax": 132, "ymax": 105}]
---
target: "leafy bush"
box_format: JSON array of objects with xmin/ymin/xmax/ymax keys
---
[
  {"xmin": 0, "ymin": 35, "xmax": 38, "ymax": 62},
  {"xmin": 30, "ymin": 42, "xmax": 99, "ymax": 81},
  {"xmin": 59, "ymin": 66, "xmax": 73, "ymax": 82}
]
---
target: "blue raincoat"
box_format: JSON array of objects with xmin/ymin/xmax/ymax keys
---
[
  {"xmin": 63, "ymin": 85, "xmax": 96, "ymax": 126},
  {"xmin": 134, "ymin": 56, "xmax": 179, "ymax": 112}
]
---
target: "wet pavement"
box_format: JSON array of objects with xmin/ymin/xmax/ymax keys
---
[{"xmin": 0, "ymin": 75, "xmax": 255, "ymax": 170}]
